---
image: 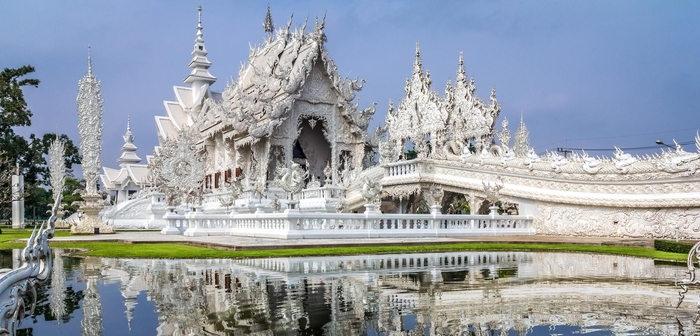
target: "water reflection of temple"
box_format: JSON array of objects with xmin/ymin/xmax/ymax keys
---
[{"xmin": 86, "ymin": 252, "xmax": 695, "ymax": 335}]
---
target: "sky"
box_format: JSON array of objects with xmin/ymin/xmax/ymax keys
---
[{"xmin": 2, "ymin": 0, "xmax": 700, "ymax": 175}]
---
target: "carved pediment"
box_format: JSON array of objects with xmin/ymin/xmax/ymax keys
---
[{"xmin": 299, "ymin": 62, "xmax": 337, "ymax": 104}]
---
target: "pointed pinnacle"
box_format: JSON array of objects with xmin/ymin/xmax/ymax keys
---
[
  {"xmin": 198, "ymin": 4, "xmax": 202, "ymax": 28},
  {"xmin": 87, "ymin": 45, "xmax": 92, "ymax": 74}
]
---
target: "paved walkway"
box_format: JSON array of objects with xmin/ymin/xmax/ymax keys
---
[{"xmin": 47, "ymin": 232, "xmax": 655, "ymax": 250}]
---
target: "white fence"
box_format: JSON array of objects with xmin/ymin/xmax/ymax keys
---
[{"xmin": 161, "ymin": 207, "xmax": 535, "ymax": 239}]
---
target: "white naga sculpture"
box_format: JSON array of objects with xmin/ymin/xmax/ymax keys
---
[
  {"xmin": 275, "ymin": 161, "xmax": 307, "ymax": 202},
  {"xmin": 0, "ymin": 137, "xmax": 63, "ymax": 334},
  {"xmin": 73, "ymin": 48, "xmax": 112, "ymax": 234}
]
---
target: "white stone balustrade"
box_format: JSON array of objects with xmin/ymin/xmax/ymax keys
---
[
  {"xmin": 160, "ymin": 207, "xmax": 534, "ymax": 238},
  {"xmin": 301, "ymin": 185, "xmax": 345, "ymax": 199},
  {"xmin": 385, "ymin": 159, "xmax": 419, "ymax": 177}
]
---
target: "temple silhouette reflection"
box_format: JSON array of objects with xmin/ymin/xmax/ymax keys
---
[{"xmin": 26, "ymin": 251, "xmax": 691, "ymax": 335}]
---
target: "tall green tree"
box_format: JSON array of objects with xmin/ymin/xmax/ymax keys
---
[
  {"xmin": 0, "ymin": 66, "xmax": 81, "ymax": 220},
  {"xmin": 0, "ymin": 65, "xmax": 39, "ymax": 133}
]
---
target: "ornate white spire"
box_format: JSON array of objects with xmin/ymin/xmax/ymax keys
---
[
  {"xmin": 513, "ymin": 112, "xmax": 531, "ymax": 157},
  {"xmin": 456, "ymin": 51, "xmax": 466, "ymax": 83},
  {"xmin": 118, "ymin": 116, "xmax": 141, "ymax": 168},
  {"xmin": 77, "ymin": 46, "xmax": 104, "ymax": 196},
  {"xmin": 184, "ymin": 5, "xmax": 216, "ymax": 88},
  {"xmin": 263, "ymin": 5, "xmax": 274, "ymax": 35},
  {"xmin": 413, "ymin": 42, "xmax": 423, "ymax": 75}
]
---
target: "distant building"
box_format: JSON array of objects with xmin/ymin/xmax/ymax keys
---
[{"xmin": 100, "ymin": 118, "xmax": 149, "ymax": 203}]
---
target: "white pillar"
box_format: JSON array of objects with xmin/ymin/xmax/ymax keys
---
[{"xmin": 11, "ymin": 174, "xmax": 24, "ymax": 228}]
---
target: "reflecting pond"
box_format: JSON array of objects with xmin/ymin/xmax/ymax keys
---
[{"xmin": 11, "ymin": 249, "xmax": 700, "ymax": 335}]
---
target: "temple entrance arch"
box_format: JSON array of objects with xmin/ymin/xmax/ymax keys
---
[{"xmin": 295, "ymin": 117, "xmax": 331, "ymax": 182}]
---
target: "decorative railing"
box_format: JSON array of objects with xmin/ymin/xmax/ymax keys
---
[
  {"xmin": 160, "ymin": 207, "xmax": 534, "ymax": 238},
  {"xmin": 301, "ymin": 185, "xmax": 345, "ymax": 199},
  {"xmin": 385, "ymin": 160, "xmax": 419, "ymax": 178}
]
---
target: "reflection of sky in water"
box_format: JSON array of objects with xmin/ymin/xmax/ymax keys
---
[{"xmin": 15, "ymin": 250, "xmax": 699, "ymax": 335}]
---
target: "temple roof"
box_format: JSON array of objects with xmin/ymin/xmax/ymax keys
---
[{"xmin": 189, "ymin": 11, "xmax": 373, "ymax": 143}]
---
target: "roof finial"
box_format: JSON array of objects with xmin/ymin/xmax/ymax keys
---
[
  {"xmin": 127, "ymin": 115, "xmax": 131, "ymax": 132},
  {"xmin": 184, "ymin": 4, "xmax": 216, "ymax": 87},
  {"xmin": 263, "ymin": 5, "xmax": 274, "ymax": 34},
  {"xmin": 286, "ymin": 12, "xmax": 294, "ymax": 32},
  {"xmin": 87, "ymin": 45, "xmax": 92, "ymax": 74},
  {"xmin": 197, "ymin": 5, "xmax": 203, "ymax": 39},
  {"xmin": 301, "ymin": 15, "xmax": 308, "ymax": 32},
  {"xmin": 413, "ymin": 42, "xmax": 422, "ymax": 73},
  {"xmin": 198, "ymin": 5, "xmax": 202, "ymax": 28},
  {"xmin": 459, "ymin": 51, "xmax": 464, "ymax": 67}
]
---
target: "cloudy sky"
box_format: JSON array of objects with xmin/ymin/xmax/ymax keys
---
[{"xmin": 2, "ymin": 0, "xmax": 699, "ymax": 173}]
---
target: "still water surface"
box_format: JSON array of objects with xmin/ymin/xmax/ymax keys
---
[{"xmin": 11, "ymin": 250, "xmax": 699, "ymax": 335}]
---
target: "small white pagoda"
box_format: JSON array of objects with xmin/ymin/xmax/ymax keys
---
[{"xmin": 100, "ymin": 117, "xmax": 149, "ymax": 204}]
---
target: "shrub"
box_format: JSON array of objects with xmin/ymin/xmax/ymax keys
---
[{"xmin": 654, "ymin": 240, "xmax": 696, "ymax": 255}]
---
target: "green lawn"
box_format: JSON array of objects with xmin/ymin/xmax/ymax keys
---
[{"xmin": 0, "ymin": 229, "xmax": 689, "ymax": 261}]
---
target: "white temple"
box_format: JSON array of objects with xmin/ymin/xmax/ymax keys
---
[{"xmin": 100, "ymin": 5, "xmax": 700, "ymax": 239}]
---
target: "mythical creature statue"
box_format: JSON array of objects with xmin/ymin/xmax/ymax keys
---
[
  {"xmin": 428, "ymin": 184, "xmax": 444, "ymax": 206},
  {"xmin": 522, "ymin": 148, "xmax": 541, "ymax": 170},
  {"xmin": 580, "ymin": 150, "xmax": 602, "ymax": 174},
  {"xmin": 218, "ymin": 176, "xmax": 242, "ymax": 210},
  {"xmin": 335, "ymin": 194, "xmax": 347, "ymax": 213},
  {"xmin": 360, "ymin": 176, "xmax": 381, "ymax": 204},
  {"xmin": 656, "ymin": 135, "xmax": 700, "ymax": 175},
  {"xmin": 613, "ymin": 147, "xmax": 637, "ymax": 173},
  {"xmin": 546, "ymin": 151, "xmax": 569, "ymax": 173},
  {"xmin": 323, "ymin": 161, "xmax": 333, "ymax": 185},
  {"xmin": 271, "ymin": 194, "xmax": 281, "ymax": 212},
  {"xmin": 275, "ymin": 161, "xmax": 307, "ymax": 199},
  {"xmin": 482, "ymin": 179, "xmax": 504, "ymax": 205},
  {"xmin": 379, "ymin": 140, "xmax": 397, "ymax": 165}
]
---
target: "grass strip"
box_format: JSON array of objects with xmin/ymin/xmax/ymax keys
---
[
  {"xmin": 0, "ymin": 229, "xmax": 688, "ymax": 261},
  {"xmin": 46, "ymin": 241, "xmax": 688, "ymax": 261}
]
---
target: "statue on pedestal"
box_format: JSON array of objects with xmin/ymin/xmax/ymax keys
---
[{"xmin": 275, "ymin": 161, "xmax": 307, "ymax": 208}]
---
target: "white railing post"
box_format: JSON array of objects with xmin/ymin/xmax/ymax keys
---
[{"xmin": 160, "ymin": 206, "xmax": 182, "ymax": 235}]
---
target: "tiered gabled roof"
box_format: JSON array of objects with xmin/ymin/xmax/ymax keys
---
[{"xmin": 190, "ymin": 10, "xmax": 374, "ymax": 144}]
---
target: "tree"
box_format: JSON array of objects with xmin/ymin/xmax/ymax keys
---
[
  {"xmin": 0, "ymin": 66, "xmax": 39, "ymax": 134},
  {"xmin": 0, "ymin": 66, "xmax": 82, "ymax": 221},
  {"xmin": 60, "ymin": 177, "xmax": 84, "ymax": 216}
]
